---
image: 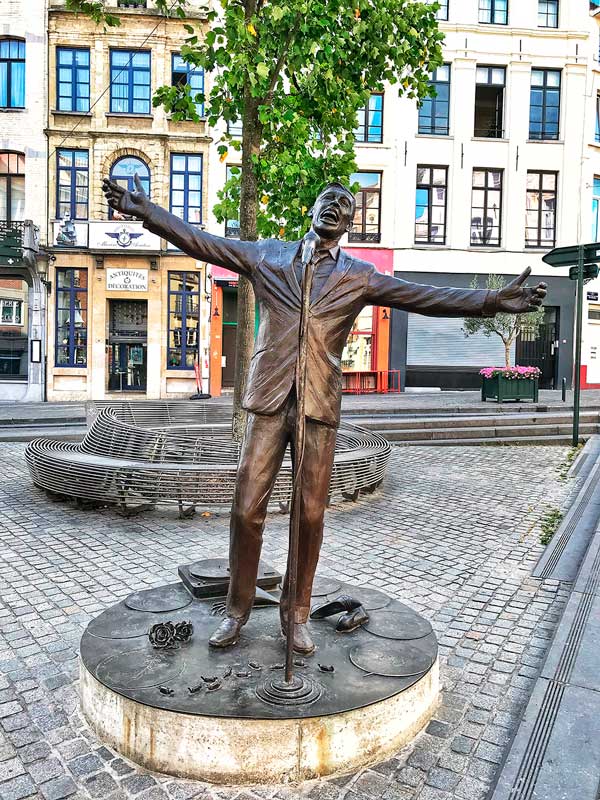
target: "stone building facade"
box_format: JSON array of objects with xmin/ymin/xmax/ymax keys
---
[
  {"xmin": 0, "ymin": 0, "xmax": 47, "ymax": 401},
  {"xmin": 46, "ymin": 0, "xmax": 211, "ymax": 401},
  {"xmin": 348, "ymin": 1, "xmax": 599, "ymax": 391}
]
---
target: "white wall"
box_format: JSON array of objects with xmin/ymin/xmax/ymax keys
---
[{"xmin": 0, "ymin": 0, "xmax": 48, "ymax": 241}]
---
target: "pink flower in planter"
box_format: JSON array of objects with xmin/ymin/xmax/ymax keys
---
[{"xmin": 479, "ymin": 366, "xmax": 541, "ymax": 380}]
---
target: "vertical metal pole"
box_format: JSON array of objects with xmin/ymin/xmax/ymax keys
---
[
  {"xmin": 285, "ymin": 256, "xmax": 314, "ymax": 685},
  {"xmin": 562, "ymin": 377, "xmax": 566, "ymax": 403},
  {"xmin": 573, "ymin": 245, "xmax": 584, "ymax": 446}
]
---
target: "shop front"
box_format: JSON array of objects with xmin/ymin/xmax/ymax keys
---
[
  {"xmin": 0, "ymin": 220, "xmax": 45, "ymax": 402},
  {"xmin": 208, "ymin": 248, "xmax": 395, "ymax": 396},
  {"xmin": 47, "ymin": 221, "xmax": 210, "ymax": 401}
]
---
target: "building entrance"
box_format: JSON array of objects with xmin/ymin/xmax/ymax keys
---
[
  {"xmin": 516, "ymin": 306, "xmax": 559, "ymax": 390},
  {"xmin": 107, "ymin": 299, "xmax": 148, "ymax": 392},
  {"xmin": 221, "ymin": 287, "xmax": 237, "ymax": 389}
]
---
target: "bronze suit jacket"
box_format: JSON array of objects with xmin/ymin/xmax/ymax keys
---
[{"xmin": 144, "ymin": 205, "xmax": 498, "ymax": 428}]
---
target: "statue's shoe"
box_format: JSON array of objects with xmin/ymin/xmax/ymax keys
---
[
  {"xmin": 310, "ymin": 594, "xmax": 362, "ymax": 619},
  {"xmin": 280, "ymin": 621, "xmax": 316, "ymax": 655},
  {"xmin": 208, "ymin": 616, "xmax": 243, "ymax": 648},
  {"xmin": 336, "ymin": 605, "xmax": 369, "ymax": 633}
]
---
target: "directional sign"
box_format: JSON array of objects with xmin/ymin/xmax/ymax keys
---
[
  {"xmin": 569, "ymin": 264, "xmax": 599, "ymax": 282},
  {"xmin": 542, "ymin": 242, "xmax": 595, "ymax": 445},
  {"xmin": 543, "ymin": 243, "xmax": 600, "ymax": 267}
]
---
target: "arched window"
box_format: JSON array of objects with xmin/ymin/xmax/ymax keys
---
[
  {"xmin": 0, "ymin": 152, "xmax": 25, "ymax": 222},
  {"xmin": 0, "ymin": 39, "xmax": 25, "ymax": 109},
  {"xmin": 109, "ymin": 156, "xmax": 150, "ymax": 218}
]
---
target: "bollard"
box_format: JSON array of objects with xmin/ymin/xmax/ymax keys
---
[{"xmin": 562, "ymin": 377, "xmax": 567, "ymax": 402}]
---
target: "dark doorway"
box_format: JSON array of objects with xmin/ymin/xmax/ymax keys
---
[
  {"xmin": 221, "ymin": 287, "xmax": 237, "ymax": 389},
  {"xmin": 516, "ymin": 306, "xmax": 559, "ymax": 389},
  {"xmin": 107, "ymin": 299, "xmax": 148, "ymax": 392}
]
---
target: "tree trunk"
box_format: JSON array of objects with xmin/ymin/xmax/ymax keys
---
[
  {"xmin": 232, "ymin": 83, "xmax": 261, "ymax": 441},
  {"xmin": 504, "ymin": 340, "xmax": 511, "ymax": 368}
]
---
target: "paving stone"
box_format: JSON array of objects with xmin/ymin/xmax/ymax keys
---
[
  {"xmin": 415, "ymin": 787, "xmax": 452, "ymax": 800},
  {"xmin": 453, "ymin": 776, "xmax": 488, "ymax": 800},
  {"xmin": 0, "ymin": 756, "xmax": 26, "ymax": 781},
  {"xmin": 306, "ymin": 782, "xmax": 340, "ymax": 800},
  {"xmin": 0, "ymin": 702, "xmax": 22, "ymax": 719},
  {"xmin": 425, "ymin": 721, "xmax": 451, "ymax": 739},
  {"xmin": 352, "ymin": 770, "xmax": 390, "ymax": 797},
  {"xmin": 39, "ymin": 775, "xmax": 78, "ymax": 800},
  {"xmin": 451, "ymin": 737, "xmax": 475, "ymax": 760},
  {"xmin": 474, "ymin": 741, "xmax": 504, "ymax": 765},
  {"xmin": 398, "ymin": 766, "xmax": 426, "ymax": 788},
  {"xmin": 122, "ymin": 774, "xmax": 159, "ymax": 794},
  {"xmin": 84, "ymin": 771, "xmax": 120, "ymax": 797},
  {"xmin": 111, "ymin": 759, "xmax": 135, "ymax": 777},
  {"xmin": 0, "ymin": 444, "xmax": 573, "ymax": 800},
  {"xmin": 436, "ymin": 752, "xmax": 468, "ymax": 774},
  {"xmin": 382, "ymin": 787, "xmax": 413, "ymax": 800},
  {"xmin": 0, "ymin": 773, "xmax": 36, "ymax": 800},
  {"xmin": 27, "ymin": 756, "xmax": 65, "ymax": 784},
  {"xmin": 67, "ymin": 753, "xmax": 104, "ymax": 777}
]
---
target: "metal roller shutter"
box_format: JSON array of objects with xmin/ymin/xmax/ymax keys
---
[{"xmin": 406, "ymin": 313, "xmax": 515, "ymax": 367}]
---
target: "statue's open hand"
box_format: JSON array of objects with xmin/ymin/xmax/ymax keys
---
[
  {"xmin": 102, "ymin": 173, "xmax": 150, "ymax": 220},
  {"xmin": 496, "ymin": 267, "xmax": 547, "ymax": 314}
]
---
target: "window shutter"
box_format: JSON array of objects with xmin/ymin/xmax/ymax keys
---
[{"xmin": 407, "ymin": 314, "xmax": 515, "ymax": 367}]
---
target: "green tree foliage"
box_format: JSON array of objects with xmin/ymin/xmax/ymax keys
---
[
  {"xmin": 463, "ymin": 275, "xmax": 546, "ymax": 368},
  {"xmin": 66, "ymin": 0, "xmax": 444, "ymax": 435},
  {"xmin": 66, "ymin": 0, "xmax": 443, "ymax": 238}
]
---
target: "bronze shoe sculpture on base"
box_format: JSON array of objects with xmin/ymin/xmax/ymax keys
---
[
  {"xmin": 208, "ymin": 616, "xmax": 244, "ymax": 648},
  {"xmin": 336, "ymin": 605, "xmax": 369, "ymax": 633},
  {"xmin": 310, "ymin": 594, "xmax": 362, "ymax": 619}
]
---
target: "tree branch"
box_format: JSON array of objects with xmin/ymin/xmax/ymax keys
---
[{"xmin": 265, "ymin": 24, "xmax": 297, "ymax": 102}]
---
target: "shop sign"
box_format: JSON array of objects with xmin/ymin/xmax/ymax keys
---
[
  {"xmin": 587, "ymin": 292, "xmax": 599, "ymax": 301},
  {"xmin": 89, "ymin": 221, "xmax": 160, "ymax": 250},
  {"xmin": 53, "ymin": 220, "xmax": 89, "ymax": 248},
  {"xmin": 106, "ymin": 268, "xmax": 148, "ymax": 292}
]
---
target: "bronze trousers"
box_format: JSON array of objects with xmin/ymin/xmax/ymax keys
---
[{"xmin": 226, "ymin": 393, "xmax": 337, "ymax": 624}]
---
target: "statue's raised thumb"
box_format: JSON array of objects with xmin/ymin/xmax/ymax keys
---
[
  {"xmin": 513, "ymin": 266, "xmax": 531, "ymax": 286},
  {"xmin": 134, "ymin": 173, "xmax": 145, "ymax": 195}
]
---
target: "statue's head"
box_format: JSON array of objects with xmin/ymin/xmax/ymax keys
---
[{"xmin": 310, "ymin": 182, "xmax": 356, "ymax": 241}]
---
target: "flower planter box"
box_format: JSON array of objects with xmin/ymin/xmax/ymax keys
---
[{"xmin": 481, "ymin": 375, "xmax": 539, "ymax": 403}]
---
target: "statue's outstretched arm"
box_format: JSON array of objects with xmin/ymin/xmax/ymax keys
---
[
  {"xmin": 102, "ymin": 175, "xmax": 260, "ymax": 276},
  {"xmin": 364, "ymin": 267, "xmax": 546, "ymax": 318}
]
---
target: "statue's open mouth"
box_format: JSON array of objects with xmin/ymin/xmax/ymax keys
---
[{"xmin": 321, "ymin": 209, "xmax": 339, "ymax": 223}]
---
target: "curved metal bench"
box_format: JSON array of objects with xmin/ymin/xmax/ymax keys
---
[{"xmin": 25, "ymin": 401, "xmax": 391, "ymax": 516}]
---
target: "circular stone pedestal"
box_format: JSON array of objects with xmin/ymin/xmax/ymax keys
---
[{"xmin": 80, "ymin": 580, "xmax": 439, "ymax": 784}]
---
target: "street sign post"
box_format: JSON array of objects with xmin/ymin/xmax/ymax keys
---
[{"xmin": 543, "ymin": 243, "xmax": 600, "ymax": 446}]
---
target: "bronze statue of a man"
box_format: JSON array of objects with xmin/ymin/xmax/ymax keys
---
[{"xmin": 103, "ymin": 175, "xmax": 547, "ymax": 655}]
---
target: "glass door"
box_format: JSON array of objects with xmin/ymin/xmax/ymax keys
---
[
  {"xmin": 108, "ymin": 342, "xmax": 147, "ymax": 391},
  {"xmin": 107, "ymin": 299, "xmax": 148, "ymax": 392}
]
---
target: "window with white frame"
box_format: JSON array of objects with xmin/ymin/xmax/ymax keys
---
[
  {"xmin": 0, "ymin": 299, "xmax": 22, "ymax": 325},
  {"xmin": 425, "ymin": 0, "xmax": 448, "ymax": 22},
  {"xmin": 479, "ymin": 0, "xmax": 508, "ymax": 25},
  {"xmin": 538, "ymin": 0, "xmax": 558, "ymax": 28}
]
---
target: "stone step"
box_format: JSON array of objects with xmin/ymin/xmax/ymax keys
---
[
  {"xmin": 351, "ymin": 412, "xmax": 599, "ymax": 432},
  {"xmin": 381, "ymin": 422, "xmax": 599, "ymax": 442},
  {"xmin": 394, "ymin": 434, "xmax": 588, "ymax": 447},
  {"xmin": 0, "ymin": 425, "xmax": 86, "ymax": 443}
]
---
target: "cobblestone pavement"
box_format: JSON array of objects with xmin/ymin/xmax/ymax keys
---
[{"xmin": 0, "ymin": 444, "xmax": 575, "ymax": 800}]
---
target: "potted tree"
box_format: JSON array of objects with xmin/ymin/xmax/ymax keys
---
[{"xmin": 463, "ymin": 275, "xmax": 545, "ymax": 403}]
